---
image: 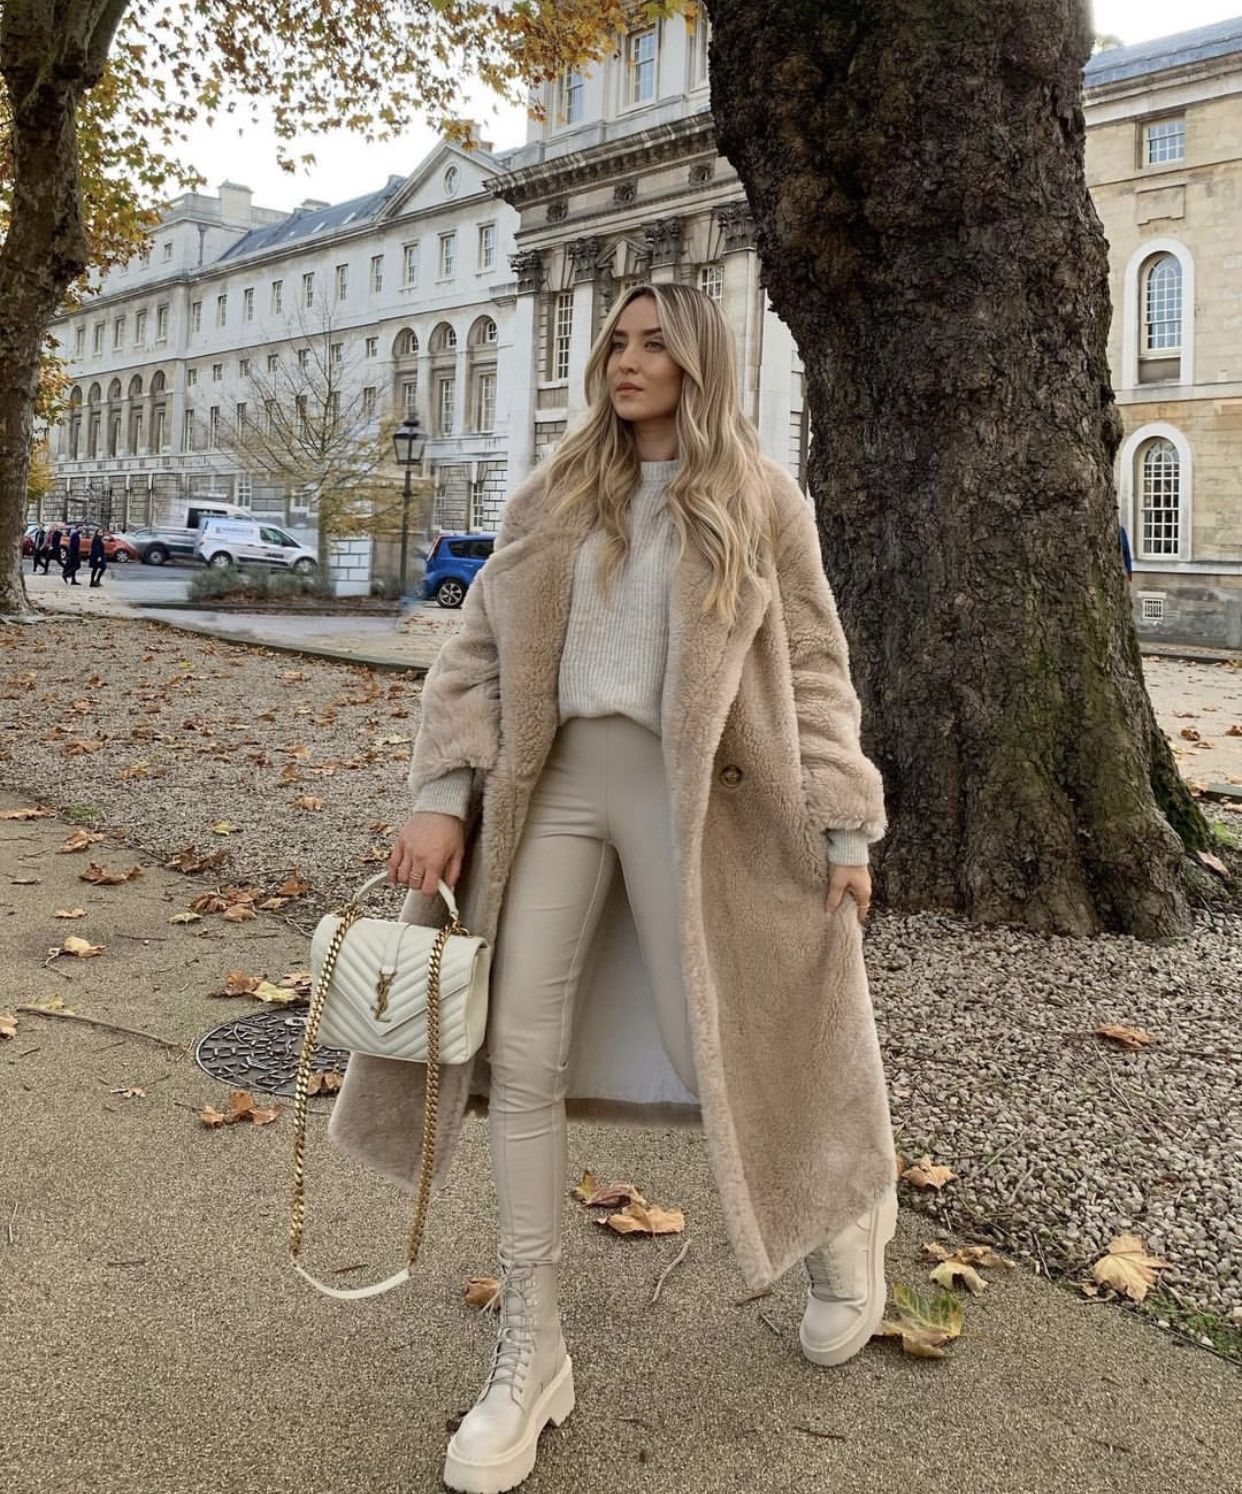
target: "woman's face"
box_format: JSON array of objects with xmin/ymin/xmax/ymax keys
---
[{"xmin": 606, "ymin": 297, "xmax": 685, "ymax": 426}]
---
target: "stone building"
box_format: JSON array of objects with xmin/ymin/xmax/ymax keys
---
[
  {"xmin": 40, "ymin": 14, "xmax": 1242, "ymax": 641},
  {"xmin": 1085, "ymin": 19, "xmax": 1242, "ymax": 645}
]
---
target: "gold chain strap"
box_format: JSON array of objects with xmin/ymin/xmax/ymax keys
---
[{"xmin": 289, "ymin": 895, "xmax": 465, "ymax": 1279}]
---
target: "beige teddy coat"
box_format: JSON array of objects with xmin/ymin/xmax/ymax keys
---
[{"xmin": 329, "ymin": 455, "xmax": 895, "ymax": 1291}]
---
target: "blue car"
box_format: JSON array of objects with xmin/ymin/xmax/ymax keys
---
[{"xmin": 423, "ymin": 531, "xmax": 496, "ymax": 608}]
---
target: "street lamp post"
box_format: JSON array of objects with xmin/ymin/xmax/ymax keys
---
[{"xmin": 393, "ymin": 413, "xmax": 426, "ymax": 596}]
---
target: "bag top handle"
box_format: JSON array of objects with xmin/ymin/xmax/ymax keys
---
[{"xmin": 351, "ymin": 870, "xmax": 459, "ymax": 921}]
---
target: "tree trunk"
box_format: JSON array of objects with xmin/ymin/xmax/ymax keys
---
[
  {"xmin": 0, "ymin": 1, "xmax": 127, "ymax": 619},
  {"xmin": 706, "ymin": 0, "xmax": 1210, "ymax": 937}
]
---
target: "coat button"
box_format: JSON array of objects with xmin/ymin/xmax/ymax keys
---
[{"xmin": 719, "ymin": 764, "xmax": 744, "ymax": 786}]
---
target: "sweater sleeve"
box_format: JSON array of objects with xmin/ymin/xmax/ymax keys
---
[
  {"xmin": 412, "ymin": 766, "xmax": 474, "ymax": 820},
  {"xmin": 773, "ymin": 479, "xmax": 887, "ymax": 848},
  {"xmin": 826, "ymin": 827, "xmax": 870, "ymax": 867}
]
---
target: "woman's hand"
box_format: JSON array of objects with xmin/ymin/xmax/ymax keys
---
[
  {"xmin": 825, "ymin": 864, "xmax": 871, "ymax": 924},
  {"xmin": 387, "ymin": 811, "xmax": 466, "ymax": 893}
]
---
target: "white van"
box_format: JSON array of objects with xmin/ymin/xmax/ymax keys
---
[{"xmin": 195, "ymin": 518, "xmax": 318, "ymax": 574}]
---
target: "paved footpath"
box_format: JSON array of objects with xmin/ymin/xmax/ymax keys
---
[{"xmin": 1, "ymin": 793, "xmax": 1238, "ymax": 1494}]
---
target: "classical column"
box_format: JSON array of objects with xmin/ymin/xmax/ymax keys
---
[
  {"xmin": 565, "ymin": 238, "xmax": 601, "ymax": 424},
  {"xmin": 504, "ymin": 249, "xmax": 545, "ymax": 483}
]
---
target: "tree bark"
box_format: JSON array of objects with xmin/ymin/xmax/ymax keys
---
[
  {"xmin": 0, "ymin": 1, "xmax": 128, "ymax": 619},
  {"xmin": 706, "ymin": 0, "xmax": 1210, "ymax": 936}
]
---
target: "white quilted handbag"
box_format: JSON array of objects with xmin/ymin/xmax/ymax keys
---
[{"xmin": 289, "ymin": 871, "xmax": 491, "ymax": 1299}]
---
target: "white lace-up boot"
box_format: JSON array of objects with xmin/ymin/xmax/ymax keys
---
[
  {"xmin": 443, "ymin": 1262, "xmax": 575, "ymax": 1494},
  {"xmin": 799, "ymin": 1183, "xmax": 899, "ymax": 1367}
]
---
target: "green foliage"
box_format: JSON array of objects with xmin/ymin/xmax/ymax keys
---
[{"xmin": 187, "ymin": 564, "xmax": 318, "ymax": 603}]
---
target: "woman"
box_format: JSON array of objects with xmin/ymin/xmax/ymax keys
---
[
  {"xmin": 88, "ymin": 528, "xmax": 108, "ymax": 587},
  {"xmin": 330, "ymin": 283, "xmax": 896, "ymax": 1494}
]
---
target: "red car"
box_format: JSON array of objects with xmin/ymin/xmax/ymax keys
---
[{"xmin": 24, "ymin": 524, "xmax": 139, "ymax": 562}]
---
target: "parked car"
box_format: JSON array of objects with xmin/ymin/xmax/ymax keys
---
[
  {"xmin": 424, "ymin": 532, "xmax": 496, "ymax": 608},
  {"xmin": 130, "ymin": 502, "xmax": 253, "ymax": 565},
  {"xmin": 23, "ymin": 523, "xmax": 139, "ymax": 562},
  {"xmin": 194, "ymin": 518, "xmax": 318, "ymax": 574}
]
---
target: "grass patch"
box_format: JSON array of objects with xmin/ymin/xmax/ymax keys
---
[
  {"xmin": 1141, "ymin": 1289, "xmax": 1242, "ymax": 1361},
  {"xmin": 62, "ymin": 803, "xmax": 101, "ymax": 822},
  {"xmin": 1210, "ymin": 819, "xmax": 1239, "ymax": 848}
]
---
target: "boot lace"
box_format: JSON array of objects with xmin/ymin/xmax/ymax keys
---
[{"xmin": 481, "ymin": 1264, "xmax": 539, "ymax": 1403}]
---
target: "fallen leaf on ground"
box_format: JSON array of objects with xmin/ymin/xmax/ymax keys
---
[
  {"xmin": 25, "ymin": 995, "xmax": 73, "ymax": 1012},
  {"xmin": 1089, "ymin": 1234, "xmax": 1172, "ymax": 1303},
  {"xmin": 165, "ymin": 846, "xmax": 231, "ymax": 873},
  {"xmin": 580, "ymin": 1181, "xmax": 649, "ymax": 1210},
  {"xmin": 200, "ymin": 1089, "xmax": 282, "ymax": 1128},
  {"xmin": 464, "ymin": 1277, "xmax": 502, "ymax": 1311},
  {"xmin": 921, "ymin": 1242, "xmax": 1014, "ymax": 1271},
  {"xmin": 253, "ymin": 979, "xmax": 302, "ymax": 1006},
  {"xmin": 1196, "ymin": 850, "xmax": 1230, "ymax": 878},
  {"xmin": 60, "ymin": 935, "xmax": 105, "ymax": 958},
  {"xmin": 292, "ymin": 796, "xmax": 326, "ymax": 812},
  {"xmin": 53, "ymin": 908, "xmax": 87, "ymax": 919},
  {"xmin": 1093, "ymin": 1024, "xmax": 1153, "ymax": 1049},
  {"xmin": 572, "ymin": 1169, "xmax": 600, "ymax": 1203},
  {"xmin": 210, "ymin": 820, "xmax": 240, "ymax": 835},
  {"xmin": 900, "ymin": 1154, "xmax": 957, "ymax": 1190},
  {"xmin": 79, "ymin": 862, "xmax": 142, "ymax": 886},
  {"xmin": 598, "ymin": 1201, "xmax": 685, "ymax": 1236},
  {"xmin": 277, "ymin": 872, "xmax": 310, "ymax": 897},
  {"xmin": 877, "ymin": 1282, "xmax": 964, "ymax": 1358},
  {"xmin": 0, "ymin": 806, "xmax": 55, "ymax": 820},
  {"xmin": 306, "ymin": 1070, "xmax": 343, "ymax": 1094},
  {"xmin": 0, "ymin": 1012, "xmax": 17, "ymax": 1040},
  {"xmin": 57, "ymin": 830, "xmax": 105, "ymax": 853},
  {"xmin": 109, "ymin": 1086, "xmax": 146, "ymax": 1099},
  {"xmin": 168, "ymin": 911, "xmax": 202, "ymax": 925},
  {"xmin": 929, "ymin": 1260, "xmax": 989, "ymax": 1295},
  {"xmin": 222, "ymin": 903, "xmax": 258, "ymax": 923}
]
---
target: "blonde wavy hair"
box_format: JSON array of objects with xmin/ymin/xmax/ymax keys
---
[{"xmin": 542, "ymin": 281, "xmax": 773, "ymax": 625}]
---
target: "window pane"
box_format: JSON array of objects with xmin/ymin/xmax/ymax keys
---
[
  {"xmin": 1145, "ymin": 117, "xmax": 1185, "ymax": 165},
  {"xmin": 1140, "ymin": 439, "xmax": 1181, "ymax": 557},
  {"xmin": 1143, "ymin": 256, "xmax": 1182, "ymax": 352}
]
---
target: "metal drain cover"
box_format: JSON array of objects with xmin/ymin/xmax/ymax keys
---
[{"xmin": 195, "ymin": 1009, "xmax": 349, "ymax": 1097}]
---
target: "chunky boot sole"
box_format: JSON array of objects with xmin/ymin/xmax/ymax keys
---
[
  {"xmin": 442, "ymin": 1354, "xmax": 575, "ymax": 1494},
  {"xmin": 799, "ymin": 1187, "xmax": 899, "ymax": 1368}
]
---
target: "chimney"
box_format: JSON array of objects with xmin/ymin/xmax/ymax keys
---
[
  {"xmin": 298, "ymin": 198, "xmax": 331, "ymax": 212},
  {"xmin": 217, "ymin": 181, "xmax": 254, "ymax": 223}
]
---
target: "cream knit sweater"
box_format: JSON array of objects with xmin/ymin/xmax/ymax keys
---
[{"xmin": 412, "ymin": 459, "xmax": 869, "ymax": 866}]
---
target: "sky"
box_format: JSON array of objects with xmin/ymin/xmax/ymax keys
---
[{"xmin": 174, "ymin": 0, "xmax": 1242, "ymax": 213}]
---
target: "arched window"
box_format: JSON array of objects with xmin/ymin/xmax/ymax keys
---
[
  {"xmin": 468, "ymin": 315, "xmax": 497, "ymax": 348},
  {"xmin": 1138, "ymin": 437, "xmax": 1181, "ymax": 558},
  {"xmin": 107, "ymin": 377, "xmax": 122, "ymax": 401},
  {"xmin": 393, "ymin": 327, "xmax": 418, "ymax": 359},
  {"xmin": 429, "ymin": 321, "xmax": 457, "ymax": 353},
  {"xmin": 1142, "ymin": 254, "xmax": 1182, "ymax": 353},
  {"xmin": 127, "ymin": 374, "xmax": 144, "ymax": 399},
  {"xmin": 150, "ymin": 371, "xmax": 166, "ymax": 395}
]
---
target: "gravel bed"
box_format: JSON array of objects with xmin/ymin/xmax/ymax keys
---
[{"xmin": 3, "ymin": 613, "xmax": 1240, "ymax": 1322}]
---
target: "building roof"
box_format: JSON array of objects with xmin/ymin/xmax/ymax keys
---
[
  {"xmin": 1084, "ymin": 16, "xmax": 1242, "ymax": 86},
  {"xmin": 217, "ymin": 176, "xmax": 407, "ymax": 262}
]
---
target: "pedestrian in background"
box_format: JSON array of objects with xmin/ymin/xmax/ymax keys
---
[
  {"xmin": 30, "ymin": 526, "xmax": 48, "ymax": 574},
  {"xmin": 88, "ymin": 529, "xmax": 108, "ymax": 588},
  {"xmin": 46, "ymin": 525, "xmax": 63, "ymax": 570},
  {"xmin": 61, "ymin": 525, "xmax": 82, "ymax": 585}
]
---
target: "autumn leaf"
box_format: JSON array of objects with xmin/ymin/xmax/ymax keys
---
[
  {"xmin": 0, "ymin": 1012, "xmax": 17, "ymax": 1040},
  {"xmin": 1179, "ymin": 726, "xmax": 1200, "ymax": 742},
  {"xmin": 464, "ymin": 1276, "xmax": 502, "ymax": 1311},
  {"xmin": 109, "ymin": 1086, "xmax": 146, "ymax": 1099},
  {"xmin": 222, "ymin": 903, "xmax": 258, "ymax": 923},
  {"xmin": 1196, "ymin": 850, "xmax": 1230, "ymax": 879},
  {"xmin": 165, "ymin": 845, "xmax": 230, "ymax": 873},
  {"xmin": 277, "ymin": 871, "xmax": 310, "ymax": 896},
  {"xmin": 61, "ymin": 935, "xmax": 105, "ymax": 958},
  {"xmin": 252, "ymin": 979, "xmax": 302, "ymax": 1006},
  {"xmin": 1094, "ymin": 1024, "xmax": 1153, "ymax": 1050},
  {"xmin": 80, "ymin": 863, "xmax": 143, "ymax": 885},
  {"xmin": 216, "ymin": 969, "xmax": 261, "ymax": 998},
  {"xmin": 292, "ymin": 795, "xmax": 326, "ymax": 811},
  {"xmin": 0, "ymin": 806, "xmax": 55, "ymax": 820},
  {"xmin": 210, "ymin": 820, "xmax": 240, "ymax": 835},
  {"xmin": 168, "ymin": 910, "xmax": 202, "ymax": 924},
  {"xmin": 928, "ymin": 1260, "xmax": 988, "ymax": 1295},
  {"xmin": 1089, "ymin": 1235, "xmax": 1172, "ymax": 1303},
  {"xmin": 306, "ymin": 1070, "xmax": 343, "ymax": 1094},
  {"xmin": 25, "ymin": 995, "xmax": 72, "ymax": 1013},
  {"xmin": 572, "ymin": 1169, "xmax": 600, "ymax": 1203},
  {"xmin": 57, "ymin": 829, "xmax": 105, "ymax": 853},
  {"xmin": 200, "ymin": 1089, "xmax": 282, "ymax": 1128},
  {"xmin": 921, "ymin": 1242, "xmax": 1014, "ymax": 1272},
  {"xmin": 900, "ymin": 1154, "xmax": 957, "ymax": 1190},
  {"xmin": 598, "ymin": 1201, "xmax": 685, "ymax": 1236},
  {"xmin": 582, "ymin": 1181, "xmax": 649, "ymax": 1209},
  {"xmin": 877, "ymin": 1282, "xmax": 964, "ymax": 1358},
  {"xmin": 53, "ymin": 907, "xmax": 88, "ymax": 919}
]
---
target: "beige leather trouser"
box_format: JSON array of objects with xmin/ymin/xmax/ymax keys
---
[{"xmin": 486, "ymin": 712, "xmax": 698, "ymax": 1265}]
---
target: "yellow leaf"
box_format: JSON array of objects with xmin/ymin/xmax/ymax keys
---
[
  {"xmin": 252, "ymin": 979, "xmax": 301, "ymax": 1006},
  {"xmin": 62, "ymin": 935, "xmax": 105, "ymax": 958},
  {"xmin": 571, "ymin": 1169, "xmax": 600, "ymax": 1203},
  {"xmin": 168, "ymin": 910, "xmax": 202, "ymax": 924},
  {"xmin": 876, "ymin": 1281, "xmax": 964, "ymax": 1358},
  {"xmin": 53, "ymin": 907, "xmax": 88, "ymax": 919},
  {"xmin": 1090, "ymin": 1235, "xmax": 1172, "ymax": 1303},
  {"xmin": 929, "ymin": 1260, "xmax": 988, "ymax": 1295},
  {"xmin": 211, "ymin": 820, "xmax": 240, "ymax": 835},
  {"xmin": 0, "ymin": 1012, "xmax": 17, "ymax": 1040}
]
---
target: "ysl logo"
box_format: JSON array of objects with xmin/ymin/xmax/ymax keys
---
[{"xmin": 373, "ymin": 970, "xmax": 394, "ymax": 1022}]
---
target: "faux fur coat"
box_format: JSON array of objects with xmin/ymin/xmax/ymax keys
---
[{"xmin": 329, "ymin": 456, "xmax": 895, "ymax": 1291}]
